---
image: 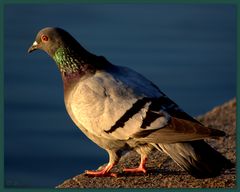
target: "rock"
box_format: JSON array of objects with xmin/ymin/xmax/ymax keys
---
[{"xmin": 56, "ymin": 98, "xmax": 236, "ymax": 188}]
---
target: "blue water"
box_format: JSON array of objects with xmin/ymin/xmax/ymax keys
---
[{"xmin": 4, "ymin": 4, "xmax": 236, "ymax": 187}]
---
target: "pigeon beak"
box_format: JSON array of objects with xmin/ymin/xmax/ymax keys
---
[{"xmin": 28, "ymin": 41, "xmax": 38, "ymax": 53}]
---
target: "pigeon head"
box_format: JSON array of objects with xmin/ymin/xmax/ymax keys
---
[
  {"xmin": 28, "ymin": 27, "xmax": 79, "ymax": 56},
  {"xmin": 28, "ymin": 27, "xmax": 97, "ymax": 74}
]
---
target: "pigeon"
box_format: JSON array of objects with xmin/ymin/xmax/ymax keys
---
[{"xmin": 28, "ymin": 27, "xmax": 234, "ymax": 178}]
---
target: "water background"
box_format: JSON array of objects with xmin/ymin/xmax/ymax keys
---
[{"xmin": 4, "ymin": 4, "xmax": 236, "ymax": 187}]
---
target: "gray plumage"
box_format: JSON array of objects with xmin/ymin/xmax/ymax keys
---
[{"xmin": 28, "ymin": 27, "xmax": 234, "ymax": 178}]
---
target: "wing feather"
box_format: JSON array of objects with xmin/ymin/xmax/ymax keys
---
[
  {"xmin": 69, "ymin": 65, "xmax": 225, "ymax": 143},
  {"xmin": 133, "ymin": 117, "xmax": 225, "ymax": 143}
]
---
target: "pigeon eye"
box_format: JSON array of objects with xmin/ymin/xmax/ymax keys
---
[{"xmin": 41, "ymin": 35, "xmax": 48, "ymax": 42}]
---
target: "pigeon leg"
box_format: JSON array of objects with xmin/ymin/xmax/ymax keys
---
[
  {"xmin": 85, "ymin": 150, "xmax": 119, "ymax": 177},
  {"xmin": 123, "ymin": 155, "xmax": 147, "ymax": 174},
  {"xmin": 85, "ymin": 162, "xmax": 117, "ymax": 177}
]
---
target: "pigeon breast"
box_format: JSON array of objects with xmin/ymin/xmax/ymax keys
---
[{"xmin": 65, "ymin": 66, "xmax": 169, "ymax": 140}]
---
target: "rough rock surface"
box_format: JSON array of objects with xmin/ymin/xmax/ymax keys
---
[{"xmin": 57, "ymin": 98, "xmax": 236, "ymax": 188}]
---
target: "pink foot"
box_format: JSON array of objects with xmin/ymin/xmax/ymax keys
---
[
  {"xmin": 124, "ymin": 156, "xmax": 147, "ymax": 174},
  {"xmin": 85, "ymin": 163, "xmax": 117, "ymax": 177},
  {"xmin": 123, "ymin": 167, "xmax": 147, "ymax": 174},
  {"xmin": 85, "ymin": 170, "xmax": 117, "ymax": 177}
]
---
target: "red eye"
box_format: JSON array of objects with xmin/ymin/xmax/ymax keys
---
[{"xmin": 41, "ymin": 35, "xmax": 48, "ymax": 42}]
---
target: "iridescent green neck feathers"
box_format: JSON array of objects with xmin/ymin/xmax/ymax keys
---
[{"xmin": 53, "ymin": 47, "xmax": 80, "ymax": 73}]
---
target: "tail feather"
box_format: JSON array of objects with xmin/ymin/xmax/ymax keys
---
[{"xmin": 155, "ymin": 140, "xmax": 234, "ymax": 178}]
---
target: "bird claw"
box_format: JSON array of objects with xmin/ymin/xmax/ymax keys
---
[
  {"xmin": 85, "ymin": 170, "xmax": 117, "ymax": 177},
  {"xmin": 123, "ymin": 167, "xmax": 147, "ymax": 174},
  {"xmin": 123, "ymin": 156, "xmax": 147, "ymax": 174}
]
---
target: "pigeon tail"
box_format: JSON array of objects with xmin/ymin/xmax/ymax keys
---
[{"xmin": 155, "ymin": 140, "xmax": 234, "ymax": 178}]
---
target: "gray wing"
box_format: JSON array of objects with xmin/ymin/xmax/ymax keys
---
[{"xmin": 70, "ymin": 65, "xmax": 224, "ymax": 142}]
